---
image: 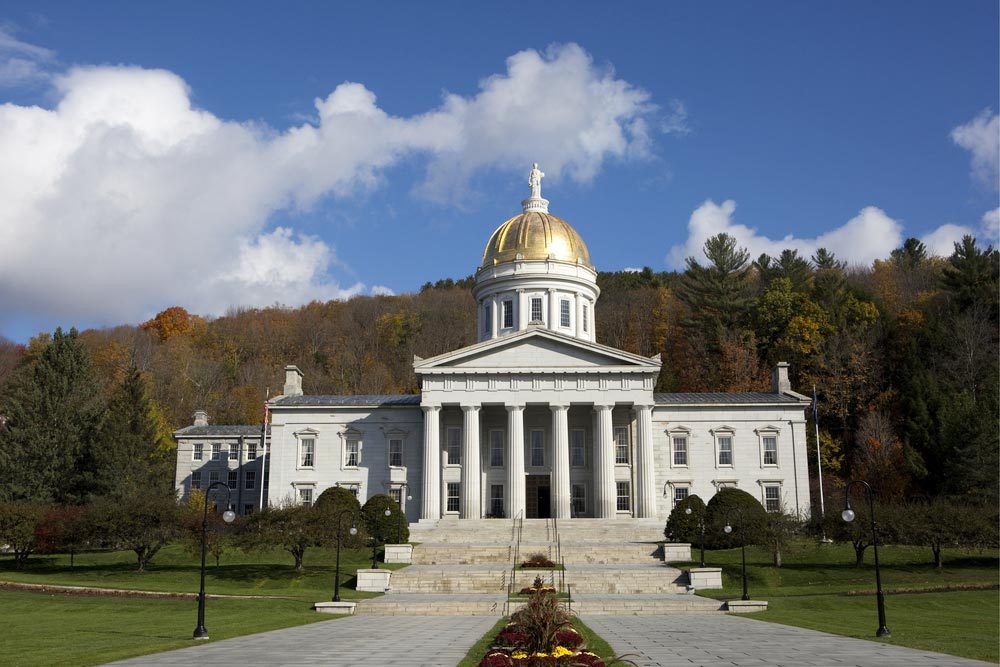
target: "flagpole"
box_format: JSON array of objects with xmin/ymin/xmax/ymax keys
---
[
  {"xmin": 813, "ymin": 385, "xmax": 829, "ymax": 542},
  {"xmin": 259, "ymin": 388, "xmax": 270, "ymax": 511}
]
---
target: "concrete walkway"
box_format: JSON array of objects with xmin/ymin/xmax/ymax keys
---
[
  {"xmin": 105, "ymin": 615, "xmax": 497, "ymax": 667},
  {"xmin": 581, "ymin": 614, "xmax": 996, "ymax": 667}
]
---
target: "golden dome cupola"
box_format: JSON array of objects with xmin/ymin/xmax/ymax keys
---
[{"xmin": 472, "ymin": 164, "xmax": 600, "ymax": 343}]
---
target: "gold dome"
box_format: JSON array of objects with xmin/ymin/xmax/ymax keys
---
[{"xmin": 481, "ymin": 210, "xmax": 593, "ymax": 269}]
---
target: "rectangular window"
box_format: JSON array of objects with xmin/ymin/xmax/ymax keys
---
[
  {"xmin": 193, "ymin": 444, "xmax": 203, "ymax": 461},
  {"xmin": 447, "ymin": 483, "xmax": 460, "ymax": 512},
  {"xmin": 718, "ymin": 436, "xmax": 733, "ymax": 466},
  {"xmin": 300, "ymin": 438, "xmax": 315, "ymax": 467},
  {"xmin": 531, "ymin": 297, "xmax": 543, "ymax": 322},
  {"xmin": 489, "ymin": 430, "xmax": 504, "ymax": 467},
  {"xmin": 570, "ymin": 429, "xmax": 585, "ymax": 467},
  {"xmin": 227, "ymin": 471, "xmax": 238, "ymax": 490},
  {"xmin": 209, "ymin": 471, "xmax": 219, "ymax": 485},
  {"xmin": 673, "ymin": 486, "xmax": 689, "ymax": 508},
  {"xmin": 616, "ymin": 481, "xmax": 631, "ymax": 512},
  {"xmin": 502, "ymin": 299, "xmax": 514, "ymax": 328},
  {"xmin": 490, "ymin": 484, "xmax": 504, "ymax": 517},
  {"xmin": 530, "ymin": 429, "xmax": 544, "ymax": 467},
  {"xmin": 211, "ymin": 443, "xmax": 221, "ymax": 461},
  {"xmin": 191, "ymin": 471, "xmax": 201, "ymax": 489},
  {"xmin": 560, "ymin": 299, "xmax": 571, "ymax": 327},
  {"xmin": 345, "ymin": 439, "xmax": 360, "ymax": 467},
  {"xmin": 763, "ymin": 436, "xmax": 778, "ymax": 465},
  {"xmin": 582, "ymin": 303, "xmax": 589, "ymax": 332},
  {"xmin": 389, "ymin": 438, "xmax": 403, "ymax": 467},
  {"xmin": 228, "ymin": 444, "xmax": 238, "ymax": 461},
  {"xmin": 765, "ymin": 485, "xmax": 781, "ymax": 512},
  {"xmin": 299, "ymin": 488, "xmax": 313, "ymax": 507},
  {"xmin": 446, "ymin": 427, "xmax": 461, "ymax": 464},
  {"xmin": 571, "ymin": 483, "xmax": 586, "ymax": 516},
  {"xmin": 246, "ymin": 443, "xmax": 257, "ymax": 460},
  {"xmin": 483, "ymin": 304, "xmax": 491, "ymax": 334},
  {"xmin": 245, "ymin": 471, "xmax": 256, "ymax": 490},
  {"xmin": 243, "ymin": 504, "xmax": 254, "ymax": 515},
  {"xmin": 673, "ymin": 437, "xmax": 688, "ymax": 466},
  {"xmin": 389, "ymin": 487, "xmax": 402, "ymax": 505},
  {"xmin": 614, "ymin": 426, "xmax": 629, "ymax": 464}
]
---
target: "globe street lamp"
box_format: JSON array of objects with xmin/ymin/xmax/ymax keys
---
[
  {"xmin": 332, "ymin": 509, "xmax": 358, "ymax": 603},
  {"xmin": 685, "ymin": 506, "xmax": 706, "ymax": 567},
  {"xmin": 723, "ymin": 508, "xmax": 750, "ymax": 601},
  {"xmin": 843, "ymin": 479, "xmax": 890, "ymax": 637},
  {"xmin": 370, "ymin": 508, "xmax": 391, "ymax": 569},
  {"xmin": 394, "ymin": 490, "xmax": 413, "ymax": 544},
  {"xmin": 193, "ymin": 481, "xmax": 236, "ymax": 640}
]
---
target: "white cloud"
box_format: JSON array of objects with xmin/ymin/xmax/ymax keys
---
[
  {"xmin": 921, "ymin": 223, "xmax": 975, "ymax": 257},
  {"xmin": 951, "ymin": 110, "xmax": 999, "ymax": 189},
  {"xmin": 0, "ymin": 26, "xmax": 54, "ymax": 87},
  {"xmin": 981, "ymin": 208, "xmax": 999, "ymax": 244},
  {"xmin": 0, "ymin": 44, "xmax": 658, "ymax": 328},
  {"xmin": 370, "ymin": 285, "xmax": 395, "ymax": 296}
]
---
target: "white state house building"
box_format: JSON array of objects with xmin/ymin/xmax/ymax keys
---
[{"xmin": 174, "ymin": 166, "xmax": 813, "ymax": 524}]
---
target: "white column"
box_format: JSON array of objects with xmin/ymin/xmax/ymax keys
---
[
  {"xmin": 506, "ymin": 404, "xmax": 526, "ymax": 519},
  {"xmin": 490, "ymin": 295, "xmax": 499, "ymax": 339},
  {"xmin": 634, "ymin": 404, "xmax": 656, "ymax": 518},
  {"xmin": 421, "ymin": 405, "xmax": 441, "ymax": 519},
  {"xmin": 548, "ymin": 288, "xmax": 559, "ymax": 333},
  {"xmin": 517, "ymin": 289, "xmax": 527, "ymax": 331},
  {"xmin": 594, "ymin": 405, "xmax": 616, "ymax": 518},
  {"xmin": 574, "ymin": 293, "xmax": 583, "ymax": 339},
  {"xmin": 461, "ymin": 404, "xmax": 482, "ymax": 519},
  {"xmin": 550, "ymin": 404, "xmax": 571, "ymax": 519}
]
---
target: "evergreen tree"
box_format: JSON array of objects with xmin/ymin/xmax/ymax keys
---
[
  {"xmin": 891, "ymin": 237, "xmax": 929, "ymax": 269},
  {"xmin": 0, "ymin": 328, "xmax": 102, "ymax": 503},
  {"xmin": 678, "ymin": 234, "xmax": 753, "ymax": 338},
  {"xmin": 774, "ymin": 249, "xmax": 813, "ymax": 292},
  {"xmin": 941, "ymin": 235, "xmax": 999, "ymax": 315}
]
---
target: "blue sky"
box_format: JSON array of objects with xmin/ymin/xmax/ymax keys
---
[{"xmin": 0, "ymin": 1, "xmax": 997, "ymax": 343}]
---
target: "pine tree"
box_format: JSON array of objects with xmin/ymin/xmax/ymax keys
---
[
  {"xmin": 678, "ymin": 233, "xmax": 753, "ymax": 338},
  {"xmin": 774, "ymin": 249, "xmax": 813, "ymax": 292},
  {"xmin": 941, "ymin": 235, "xmax": 999, "ymax": 315}
]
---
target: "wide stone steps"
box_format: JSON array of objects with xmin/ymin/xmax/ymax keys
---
[
  {"xmin": 568, "ymin": 594, "xmax": 723, "ymax": 615},
  {"xmin": 411, "ymin": 542, "xmax": 663, "ymax": 565},
  {"xmin": 354, "ymin": 592, "xmax": 723, "ymax": 616},
  {"xmin": 409, "ymin": 518, "xmax": 666, "ymax": 544}
]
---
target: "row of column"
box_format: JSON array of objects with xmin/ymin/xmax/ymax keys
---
[
  {"xmin": 483, "ymin": 290, "xmax": 594, "ymax": 341},
  {"xmin": 420, "ymin": 403, "xmax": 656, "ymax": 520}
]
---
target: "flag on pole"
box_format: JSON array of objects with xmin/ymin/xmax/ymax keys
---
[{"xmin": 812, "ymin": 386, "xmax": 819, "ymax": 423}]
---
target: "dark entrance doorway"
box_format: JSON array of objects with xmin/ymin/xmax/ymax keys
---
[{"xmin": 526, "ymin": 474, "xmax": 551, "ymax": 518}]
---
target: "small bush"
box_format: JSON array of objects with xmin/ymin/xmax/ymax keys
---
[
  {"xmin": 314, "ymin": 486, "xmax": 366, "ymax": 548},
  {"xmin": 521, "ymin": 552, "xmax": 556, "ymax": 568},
  {"xmin": 704, "ymin": 488, "xmax": 767, "ymax": 549},
  {"xmin": 664, "ymin": 494, "xmax": 705, "ymax": 542},
  {"xmin": 361, "ymin": 494, "xmax": 408, "ymax": 543}
]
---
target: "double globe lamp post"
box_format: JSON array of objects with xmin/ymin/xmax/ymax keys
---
[
  {"xmin": 332, "ymin": 509, "xmax": 359, "ymax": 603},
  {"xmin": 723, "ymin": 507, "xmax": 750, "ymax": 601},
  {"xmin": 193, "ymin": 481, "xmax": 237, "ymax": 640},
  {"xmin": 842, "ymin": 479, "xmax": 890, "ymax": 637}
]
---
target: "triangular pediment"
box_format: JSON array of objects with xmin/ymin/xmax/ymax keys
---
[{"xmin": 414, "ymin": 328, "xmax": 660, "ymax": 372}]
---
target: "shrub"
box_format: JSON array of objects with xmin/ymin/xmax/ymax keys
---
[
  {"xmin": 34, "ymin": 504, "xmax": 90, "ymax": 566},
  {"xmin": 88, "ymin": 492, "xmax": 179, "ymax": 571},
  {"xmin": 314, "ymin": 486, "xmax": 366, "ymax": 548},
  {"xmin": 237, "ymin": 504, "xmax": 317, "ymax": 571},
  {"xmin": 521, "ymin": 552, "xmax": 556, "ymax": 568},
  {"xmin": 664, "ymin": 494, "xmax": 705, "ymax": 542},
  {"xmin": 0, "ymin": 501, "xmax": 47, "ymax": 568},
  {"xmin": 508, "ymin": 590, "xmax": 571, "ymax": 654},
  {"xmin": 704, "ymin": 488, "xmax": 767, "ymax": 549},
  {"xmin": 361, "ymin": 494, "xmax": 407, "ymax": 543}
]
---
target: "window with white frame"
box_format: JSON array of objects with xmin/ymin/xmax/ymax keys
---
[
  {"xmin": 489, "ymin": 430, "xmax": 504, "ymax": 467},
  {"xmin": 530, "ymin": 429, "xmax": 544, "ymax": 467},
  {"xmin": 193, "ymin": 443, "xmax": 203, "ymax": 461},
  {"xmin": 483, "ymin": 303, "xmax": 491, "ymax": 334},
  {"xmin": 614, "ymin": 426, "xmax": 629, "ymax": 464},
  {"xmin": 582, "ymin": 303, "xmax": 589, "ymax": 332},
  {"xmin": 344, "ymin": 438, "xmax": 360, "ymax": 467},
  {"xmin": 245, "ymin": 471, "xmax": 256, "ymax": 489},
  {"xmin": 388, "ymin": 487, "xmax": 402, "ymax": 505},
  {"xmin": 246, "ymin": 443, "xmax": 257, "ymax": 460},
  {"xmin": 672, "ymin": 436, "xmax": 688, "ymax": 466},
  {"xmin": 616, "ymin": 481, "xmax": 631, "ymax": 512},
  {"xmin": 673, "ymin": 485, "xmax": 689, "ymax": 508},
  {"xmin": 717, "ymin": 435, "xmax": 733, "ymax": 466},
  {"xmin": 228, "ymin": 444, "xmax": 238, "ymax": 461},
  {"xmin": 227, "ymin": 471, "xmax": 238, "ymax": 489},
  {"xmin": 191, "ymin": 471, "xmax": 201, "ymax": 489},
  {"xmin": 560, "ymin": 299, "xmax": 571, "ymax": 327},
  {"xmin": 570, "ymin": 429, "xmax": 585, "ymax": 467},
  {"xmin": 389, "ymin": 438, "xmax": 403, "ymax": 467},
  {"xmin": 300, "ymin": 437, "xmax": 315, "ymax": 468},
  {"xmin": 211, "ymin": 443, "xmax": 221, "ymax": 461},
  {"xmin": 490, "ymin": 484, "xmax": 504, "ymax": 517},
  {"xmin": 299, "ymin": 488, "xmax": 313, "ymax": 507},
  {"xmin": 502, "ymin": 299, "xmax": 514, "ymax": 328},
  {"xmin": 571, "ymin": 483, "xmax": 586, "ymax": 516},
  {"xmin": 530, "ymin": 297, "xmax": 543, "ymax": 322},
  {"xmin": 446, "ymin": 483, "xmax": 460, "ymax": 512},
  {"xmin": 446, "ymin": 426, "xmax": 461, "ymax": 464},
  {"xmin": 764, "ymin": 485, "xmax": 781, "ymax": 512},
  {"xmin": 209, "ymin": 471, "xmax": 219, "ymax": 485},
  {"xmin": 762, "ymin": 436, "xmax": 778, "ymax": 465},
  {"xmin": 338, "ymin": 483, "xmax": 359, "ymax": 498}
]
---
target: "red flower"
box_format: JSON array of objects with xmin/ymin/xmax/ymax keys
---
[{"xmin": 479, "ymin": 649, "xmax": 514, "ymax": 667}]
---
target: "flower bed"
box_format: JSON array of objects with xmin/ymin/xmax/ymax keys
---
[
  {"xmin": 520, "ymin": 553, "xmax": 557, "ymax": 569},
  {"xmin": 518, "ymin": 575, "xmax": 556, "ymax": 596}
]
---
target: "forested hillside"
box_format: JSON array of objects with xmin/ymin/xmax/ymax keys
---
[{"xmin": 0, "ymin": 233, "xmax": 996, "ymax": 505}]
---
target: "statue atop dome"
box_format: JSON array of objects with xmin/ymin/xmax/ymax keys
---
[{"xmin": 528, "ymin": 162, "xmax": 545, "ymax": 199}]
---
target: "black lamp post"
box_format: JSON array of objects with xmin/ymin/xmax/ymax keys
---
[
  {"xmin": 843, "ymin": 479, "xmax": 890, "ymax": 637},
  {"xmin": 370, "ymin": 508, "xmax": 390, "ymax": 569},
  {"xmin": 723, "ymin": 508, "xmax": 750, "ymax": 601},
  {"xmin": 332, "ymin": 509, "xmax": 358, "ymax": 602},
  {"xmin": 193, "ymin": 481, "xmax": 236, "ymax": 640},
  {"xmin": 685, "ymin": 506, "xmax": 706, "ymax": 567},
  {"xmin": 394, "ymin": 489, "xmax": 412, "ymax": 544}
]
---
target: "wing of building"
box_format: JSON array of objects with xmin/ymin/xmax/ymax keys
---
[{"xmin": 174, "ymin": 166, "xmax": 812, "ymax": 522}]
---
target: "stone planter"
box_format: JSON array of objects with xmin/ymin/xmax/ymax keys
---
[
  {"xmin": 356, "ymin": 568, "xmax": 392, "ymax": 592},
  {"xmin": 726, "ymin": 599, "xmax": 768, "ymax": 613},
  {"xmin": 686, "ymin": 567, "xmax": 723, "ymax": 590},
  {"xmin": 384, "ymin": 543, "xmax": 413, "ymax": 564},
  {"xmin": 661, "ymin": 542, "xmax": 692, "ymax": 562},
  {"xmin": 313, "ymin": 601, "xmax": 357, "ymax": 615}
]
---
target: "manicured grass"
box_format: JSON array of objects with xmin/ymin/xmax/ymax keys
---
[
  {"xmin": 0, "ymin": 543, "xmax": 405, "ymax": 601},
  {"xmin": 457, "ymin": 615, "xmax": 618, "ymax": 667},
  {"xmin": 0, "ymin": 588, "xmax": 334, "ymax": 667}
]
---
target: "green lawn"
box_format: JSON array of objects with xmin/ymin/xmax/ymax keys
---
[
  {"xmin": 0, "ymin": 543, "xmax": 405, "ymax": 601},
  {"xmin": 0, "ymin": 588, "xmax": 333, "ymax": 667}
]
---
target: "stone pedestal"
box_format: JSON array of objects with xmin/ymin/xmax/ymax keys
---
[
  {"xmin": 384, "ymin": 543, "xmax": 413, "ymax": 564},
  {"xmin": 686, "ymin": 567, "xmax": 723, "ymax": 589},
  {"xmin": 726, "ymin": 599, "xmax": 768, "ymax": 613},
  {"xmin": 313, "ymin": 601, "xmax": 357, "ymax": 615},
  {"xmin": 661, "ymin": 542, "xmax": 691, "ymax": 562},
  {"xmin": 356, "ymin": 568, "xmax": 392, "ymax": 592}
]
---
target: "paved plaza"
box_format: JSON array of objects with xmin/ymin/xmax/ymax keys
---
[{"xmin": 581, "ymin": 614, "xmax": 996, "ymax": 667}]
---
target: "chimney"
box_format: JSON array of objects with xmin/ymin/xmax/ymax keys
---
[
  {"xmin": 193, "ymin": 410, "xmax": 209, "ymax": 427},
  {"xmin": 283, "ymin": 365, "xmax": 304, "ymax": 397},
  {"xmin": 771, "ymin": 362, "xmax": 791, "ymax": 394}
]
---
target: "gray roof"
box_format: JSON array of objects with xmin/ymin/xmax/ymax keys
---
[
  {"xmin": 271, "ymin": 394, "xmax": 422, "ymax": 407},
  {"xmin": 654, "ymin": 392, "xmax": 803, "ymax": 405},
  {"xmin": 174, "ymin": 425, "xmax": 270, "ymax": 437}
]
